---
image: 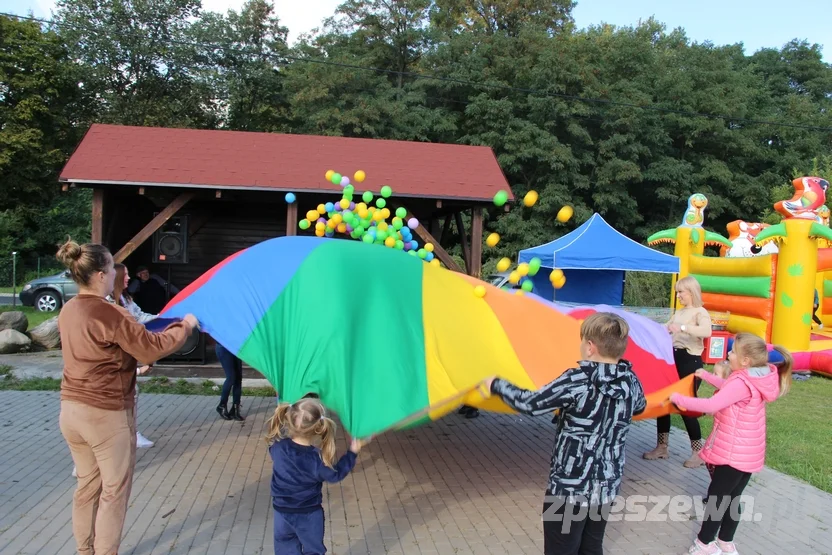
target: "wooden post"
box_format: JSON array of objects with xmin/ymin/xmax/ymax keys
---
[
  {"xmin": 91, "ymin": 189, "xmax": 104, "ymax": 244},
  {"xmin": 439, "ymin": 215, "xmax": 453, "ymax": 245},
  {"xmin": 454, "ymin": 212, "xmax": 471, "ymax": 274},
  {"xmin": 391, "ymin": 203, "xmax": 463, "ymax": 273},
  {"xmin": 113, "ymin": 192, "xmax": 194, "ymax": 263},
  {"xmin": 286, "ymin": 201, "xmax": 298, "ymax": 236},
  {"xmin": 470, "ymin": 208, "xmax": 483, "ymax": 278}
]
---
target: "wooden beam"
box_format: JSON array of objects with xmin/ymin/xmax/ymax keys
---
[
  {"xmin": 113, "ymin": 193, "xmax": 194, "ymax": 263},
  {"xmin": 439, "ymin": 215, "xmax": 453, "ymax": 245},
  {"xmin": 454, "ymin": 212, "xmax": 471, "ymax": 274},
  {"xmin": 391, "ymin": 203, "xmax": 463, "ymax": 273},
  {"xmin": 470, "ymin": 208, "xmax": 483, "ymax": 278},
  {"xmin": 286, "ymin": 201, "xmax": 298, "ymax": 236},
  {"xmin": 92, "ymin": 189, "xmax": 104, "ymax": 244},
  {"xmin": 188, "ymin": 210, "xmax": 213, "ymax": 238}
]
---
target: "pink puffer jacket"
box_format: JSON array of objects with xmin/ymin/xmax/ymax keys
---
[{"xmin": 700, "ymin": 366, "xmax": 781, "ymax": 473}]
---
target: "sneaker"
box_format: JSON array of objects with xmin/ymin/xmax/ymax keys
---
[
  {"xmin": 136, "ymin": 432, "xmax": 154, "ymax": 449},
  {"xmin": 688, "ymin": 538, "xmax": 722, "ymax": 554},
  {"xmin": 716, "ymin": 540, "xmax": 738, "ymax": 554}
]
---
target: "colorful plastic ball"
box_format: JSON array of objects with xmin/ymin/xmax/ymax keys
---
[
  {"xmin": 521, "ymin": 280, "xmax": 534, "ymax": 292},
  {"xmin": 486, "ymin": 233, "xmax": 500, "ymax": 248},
  {"xmin": 325, "ymin": 202, "xmax": 335, "ymax": 213},
  {"xmin": 362, "ymin": 233, "xmax": 374, "ymax": 244},
  {"xmin": 298, "ymin": 219, "xmax": 310, "ymax": 230},
  {"xmin": 285, "ymin": 192, "xmax": 296, "ymax": 203},
  {"xmin": 553, "ymin": 275, "xmax": 566, "ymax": 289},
  {"xmin": 332, "ymin": 173, "xmax": 342, "ymax": 185},
  {"xmin": 325, "ymin": 170, "xmax": 334, "ymax": 181},
  {"xmin": 381, "ymin": 185, "xmax": 393, "ymax": 198},
  {"xmin": 381, "ymin": 208, "xmax": 391, "ymax": 219},
  {"xmin": 336, "ymin": 222, "xmax": 347, "ymax": 233},
  {"xmin": 395, "ymin": 240, "xmax": 404, "ymax": 250},
  {"xmin": 408, "ymin": 250, "xmax": 418, "ymax": 257},
  {"xmin": 407, "ymin": 218, "xmax": 419, "ymax": 230},
  {"xmin": 474, "ymin": 285, "xmax": 486, "ymax": 298},
  {"xmin": 376, "ymin": 198, "xmax": 386, "ymax": 209},
  {"xmin": 332, "ymin": 213, "xmax": 343, "ymax": 225},
  {"xmin": 354, "ymin": 170, "xmax": 366, "ymax": 183},
  {"xmin": 425, "ymin": 252, "xmax": 434, "ymax": 261},
  {"xmin": 523, "ymin": 190, "xmax": 538, "ymax": 207},
  {"xmin": 528, "ymin": 257, "xmax": 542, "ymax": 276},
  {"xmin": 425, "ymin": 243, "xmax": 435, "ymax": 253},
  {"xmin": 362, "ymin": 191, "xmax": 373, "ymax": 203},
  {"xmin": 339, "ymin": 199, "xmax": 350, "ymax": 210},
  {"xmin": 417, "ymin": 248, "xmax": 427, "ymax": 259},
  {"xmin": 517, "ymin": 263, "xmax": 529, "ymax": 277},
  {"xmin": 317, "ymin": 204, "xmax": 327, "ymax": 214},
  {"xmin": 392, "ymin": 218, "xmax": 404, "ymax": 230},
  {"xmin": 343, "ymin": 185, "xmax": 354, "ymax": 195},
  {"xmin": 557, "ymin": 205, "xmax": 574, "ymax": 223},
  {"xmin": 385, "ymin": 236, "xmax": 396, "ymax": 248},
  {"xmin": 515, "ymin": 290, "xmax": 525, "ymax": 296},
  {"xmin": 341, "ymin": 177, "xmax": 350, "ymax": 187},
  {"xmin": 429, "ymin": 259, "xmax": 441, "ymax": 267},
  {"xmin": 549, "ymin": 269, "xmax": 564, "ymax": 283},
  {"xmin": 315, "ymin": 222, "xmax": 325, "ymax": 232},
  {"xmin": 508, "ymin": 271, "xmax": 520, "ymax": 285},
  {"xmin": 493, "ymin": 190, "xmax": 509, "ymax": 207},
  {"xmin": 409, "ymin": 240, "xmax": 418, "ymax": 250},
  {"xmin": 395, "ymin": 207, "xmax": 407, "ymax": 219},
  {"xmin": 496, "ymin": 257, "xmax": 511, "ymax": 272},
  {"xmin": 306, "ymin": 210, "xmax": 319, "ymax": 221},
  {"xmin": 315, "ymin": 228, "xmax": 325, "ymax": 237}
]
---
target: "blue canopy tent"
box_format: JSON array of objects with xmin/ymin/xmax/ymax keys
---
[{"xmin": 517, "ymin": 213, "xmax": 680, "ymax": 305}]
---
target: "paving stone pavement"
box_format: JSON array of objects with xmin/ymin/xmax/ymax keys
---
[{"xmin": 0, "ymin": 391, "xmax": 829, "ymax": 554}]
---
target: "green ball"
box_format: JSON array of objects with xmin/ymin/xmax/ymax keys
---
[
  {"xmin": 376, "ymin": 198, "xmax": 387, "ymax": 209},
  {"xmin": 381, "ymin": 185, "xmax": 393, "ymax": 198},
  {"xmin": 417, "ymin": 248, "xmax": 427, "ymax": 259},
  {"xmin": 362, "ymin": 233, "xmax": 374, "ymax": 244},
  {"xmin": 528, "ymin": 257, "xmax": 542, "ymax": 276},
  {"xmin": 298, "ymin": 219, "xmax": 310, "ymax": 230},
  {"xmin": 377, "ymin": 230, "xmax": 388, "ymax": 241},
  {"xmin": 362, "ymin": 191, "xmax": 373, "ymax": 203},
  {"xmin": 344, "ymin": 185, "xmax": 354, "ymax": 195},
  {"xmin": 521, "ymin": 280, "xmax": 534, "ymax": 292},
  {"xmin": 408, "ymin": 250, "xmax": 418, "ymax": 256},
  {"xmin": 395, "ymin": 207, "xmax": 407, "ymax": 219},
  {"xmin": 393, "ymin": 219, "xmax": 403, "ymax": 230},
  {"xmin": 395, "ymin": 240, "xmax": 404, "ymax": 250},
  {"xmin": 332, "ymin": 173, "xmax": 342, "ymax": 185},
  {"xmin": 493, "ymin": 190, "xmax": 508, "ymax": 207}
]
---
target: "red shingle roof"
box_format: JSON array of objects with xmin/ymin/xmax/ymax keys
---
[{"xmin": 60, "ymin": 124, "xmax": 513, "ymax": 202}]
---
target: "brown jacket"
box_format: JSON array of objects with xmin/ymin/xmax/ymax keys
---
[{"xmin": 59, "ymin": 294, "xmax": 191, "ymax": 411}]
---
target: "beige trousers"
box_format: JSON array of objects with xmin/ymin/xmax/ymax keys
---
[{"xmin": 60, "ymin": 400, "xmax": 137, "ymax": 555}]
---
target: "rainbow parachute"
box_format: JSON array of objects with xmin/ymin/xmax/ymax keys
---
[{"xmin": 160, "ymin": 236, "xmax": 694, "ymax": 439}]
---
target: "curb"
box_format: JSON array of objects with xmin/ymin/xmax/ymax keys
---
[{"xmin": 138, "ymin": 376, "xmax": 274, "ymax": 388}]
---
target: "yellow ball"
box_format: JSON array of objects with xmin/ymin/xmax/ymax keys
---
[
  {"xmin": 354, "ymin": 170, "xmax": 366, "ymax": 183},
  {"xmin": 317, "ymin": 204, "xmax": 326, "ymax": 214},
  {"xmin": 557, "ymin": 205, "xmax": 574, "ymax": 223},
  {"xmin": 517, "ymin": 263, "xmax": 529, "ymax": 277},
  {"xmin": 429, "ymin": 259, "xmax": 441, "ymax": 267},
  {"xmin": 496, "ymin": 257, "xmax": 511, "ymax": 273},
  {"xmin": 373, "ymin": 211, "xmax": 385, "ymax": 221},
  {"xmin": 486, "ymin": 233, "xmax": 500, "ymax": 248},
  {"xmin": 339, "ymin": 199, "xmax": 350, "ymax": 210},
  {"xmin": 508, "ymin": 271, "xmax": 520, "ymax": 285},
  {"xmin": 315, "ymin": 222, "xmax": 325, "ymax": 232},
  {"xmin": 332, "ymin": 213, "xmax": 343, "ymax": 225},
  {"xmin": 315, "ymin": 228, "xmax": 325, "ymax": 237},
  {"xmin": 381, "ymin": 208, "xmax": 391, "ymax": 219},
  {"xmin": 553, "ymin": 275, "xmax": 566, "ymax": 289},
  {"xmin": 325, "ymin": 170, "xmax": 334, "ymax": 181},
  {"xmin": 515, "ymin": 290, "xmax": 525, "ymax": 296},
  {"xmin": 425, "ymin": 243, "xmax": 434, "ymax": 253},
  {"xmin": 549, "ymin": 269, "xmax": 564, "ymax": 283},
  {"xmin": 523, "ymin": 190, "xmax": 539, "ymax": 207},
  {"xmin": 385, "ymin": 236, "xmax": 396, "ymax": 247},
  {"xmin": 474, "ymin": 285, "xmax": 486, "ymax": 298},
  {"xmin": 306, "ymin": 210, "xmax": 319, "ymax": 222},
  {"xmin": 337, "ymin": 222, "xmax": 347, "ymax": 233},
  {"xmin": 378, "ymin": 221, "xmax": 389, "ymax": 231}
]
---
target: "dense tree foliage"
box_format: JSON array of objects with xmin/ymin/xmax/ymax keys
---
[{"xmin": 1, "ymin": 0, "xmax": 830, "ymax": 294}]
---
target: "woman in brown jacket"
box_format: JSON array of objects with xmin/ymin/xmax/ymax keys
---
[{"xmin": 57, "ymin": 239, "xmax": 199, "ymax": 555}]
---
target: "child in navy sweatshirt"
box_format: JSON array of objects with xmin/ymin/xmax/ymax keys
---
[{"xmin": 266, "ymin": 398, "xmax": 368, "ymax": 554}]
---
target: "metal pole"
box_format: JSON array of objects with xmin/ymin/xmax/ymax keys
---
[{"xmin": 12, "ymin": 252, "xmax": 17, "ymax": 308}]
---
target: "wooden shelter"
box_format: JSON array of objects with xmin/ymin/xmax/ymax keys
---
[{"xmin": 59, "ymin": 124, "xmax": 513, "ymax": 290}]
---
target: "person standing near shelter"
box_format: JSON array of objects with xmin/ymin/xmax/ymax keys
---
[
  {"xmin": 57, "ymin": 238, "xmax": 198, "ymax": 555},
  {"xmin": 127, "ymin": 265, "xmax": 180, "ymax": 314},
  {"xmin": 643, "ymin": 275, "xmax": 712, "ymax": 467}
]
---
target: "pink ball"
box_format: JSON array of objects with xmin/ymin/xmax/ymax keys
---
[{"xmin": 407, "ymin": 218, "xmax": 419, "ymax": 229}]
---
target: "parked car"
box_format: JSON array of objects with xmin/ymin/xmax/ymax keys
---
[
  {"xmin": 18, "ymin": 270, "xmax": 78, "ymax": 312},
  {"xmin": 486, "ymin": 271, "xmax": 520, "ymax": 289}
]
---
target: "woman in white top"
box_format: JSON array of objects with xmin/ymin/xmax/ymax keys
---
[{"xmin": 112, "ymin": 263, "xmax": 156, "ymax": 448}]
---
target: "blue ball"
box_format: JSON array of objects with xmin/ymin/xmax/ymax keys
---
[
  {"xmin": 325, "ymin": 202, "xmax": 335, "ymax": 212},
  {"xmin": 410, "ymin": 240, "xmax": 418, "ymax": 250},
  {"xmin": 425, "ymin": 252, "xmax": 434, "ymax": 262},
  {"xmin": 285, "ymin": 192, "xmax": 296, "ymax": 203}
]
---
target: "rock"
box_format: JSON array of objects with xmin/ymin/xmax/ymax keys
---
[
  {"xmin": 0, "ymin": 311, "xmax": 28, "ymax": 333},
  {"xmin": 0, "ymin": 329, "xmax": 32, "ymax": 354},
  {"xmin": 28, "ymin": 316, "xmax": 60, "ymax": 350}
]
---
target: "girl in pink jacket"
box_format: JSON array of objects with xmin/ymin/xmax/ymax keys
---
[{"xmin": 670, "ymin": 332, "xmax": 792, "ymax": 555}]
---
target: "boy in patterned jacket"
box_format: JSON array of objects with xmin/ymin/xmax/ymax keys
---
[{"xmin": 486, "ymin": 312, "xmax": 646, "ymax": 555}]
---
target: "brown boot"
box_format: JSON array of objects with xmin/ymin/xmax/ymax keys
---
[
  {"xmin": 684, "ymin": 439, "xmax": 704, "ymax": 468},
  {"xmin": 643, "ymin": 432, "xmax": 669, "ymax": 460}
]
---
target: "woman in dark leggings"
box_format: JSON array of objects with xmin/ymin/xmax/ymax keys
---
[
  {"xmin": 643, "ymin": 276, "xmax": 712, "ymax": 468},
  {"xmin": 215, "ymin": 342, "xmax": 244, "ymax": 421}
]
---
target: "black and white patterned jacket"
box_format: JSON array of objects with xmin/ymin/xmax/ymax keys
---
[{"xmin": 491, "ymin": 360, "xmax": 646, "ymax": 506}]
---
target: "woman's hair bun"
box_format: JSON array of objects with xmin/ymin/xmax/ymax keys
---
[{"xmin": 56, "ymin": 237, "xmax": 82, "ymax": 266}]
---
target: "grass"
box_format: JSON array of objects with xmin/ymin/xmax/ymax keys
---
[
  {"xmin": 0, "ymin": 368, "xmax": 277, "ymax": 397},
  {"xmin": 0, "ymin": 306, "xmax": 59, "ymax": 330},
  {"xmin": 671, "ymin": 375, "xmax": 832, "ymax": 494}
]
